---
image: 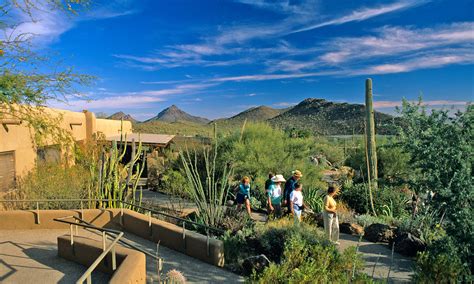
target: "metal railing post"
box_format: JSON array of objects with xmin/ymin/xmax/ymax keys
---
[
  {"xmin": 70, "ymin": 224, "xmax": 74, "ymax": 245},
  {"xmin": 112, "ymin": 246, "xmax": 117, "ymax": 271},
  {"xmin": 102, "ymin": 231, "xmax": 106, "ymax": 251},
  {"xmin": 120, "ymin": 202, "xmax": 124, "ymax": 226},
  {"xmin": 36, "ymin": 201, "xmax": 40, "ymax": 224},
  {"xmin": 182, "ymin": 222, "xmax": 186, "ymax": 250},
  {"xmin": 206, "ymin": 229, "xmax": 210, "ymax": 257},
  {"xmin": 86, "ymin": 275, "xmax": 91, "ymax": 284},
  {"xmin": 80, "ymin": 201, "xmax": 84, "ymax": 219}
]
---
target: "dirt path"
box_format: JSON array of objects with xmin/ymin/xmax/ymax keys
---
[{"xmin": 338, "ymin": 233, "xmax": 414, "ymax": 283}]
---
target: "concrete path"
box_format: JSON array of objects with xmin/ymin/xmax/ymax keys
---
[
  {"xmin": 0, "ymin": 229, "xmax": 109, "ymax": 284},
  {"xmin": 0, "ymin": 229, "xmax": 244, "ymax": 284},
  {"xmin": 338, "ymin": 233, "xmax": 414, "ymax": 283}
]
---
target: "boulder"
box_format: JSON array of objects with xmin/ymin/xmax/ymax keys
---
[
  {"xmin": 364, "ymin": 223, "xmax": 395, "ymax": 243},
  {"xmin": 340, "ymin": 222, "xmax": 364, "ymax": 236},
  {"xmin": 393, "ymin": 232, "xmax": 426, "ymax": 257},
  {"xmin": 242, "ymin": 254, "xmax": 270, "ymax": 276}
]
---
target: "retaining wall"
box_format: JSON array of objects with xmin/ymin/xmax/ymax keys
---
[
  {"xmin": 58, "ymin": 235, "xmax": 146, "ymax": 284},
  {"xmin": 0, "ymin": 208, "xmax": 225, "ymax": 267}
]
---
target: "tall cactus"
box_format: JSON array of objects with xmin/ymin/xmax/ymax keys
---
[
  {"xmin": 365, "ymin": 78, "xmax": 378, "ymax": 189},
  {"xmin": 88, "ymin": 122, "xmax": 145, "ymax": 209}
]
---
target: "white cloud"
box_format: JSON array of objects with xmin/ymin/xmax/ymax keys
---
[
  {"xmin": 273, "ymin": 102, "xmax": 297, "ymax": 107},
  {"xmin": 291, "ymin": 0, "xmax": 428, "ymax": 34},
  {"xmin": 319, "ymin": 22, "xmax": 474, "ymax": 64}
]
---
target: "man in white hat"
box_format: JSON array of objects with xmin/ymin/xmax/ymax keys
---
[{"xmin": 267, "ymin": 174, "xmax": 286, "ymax": 219}]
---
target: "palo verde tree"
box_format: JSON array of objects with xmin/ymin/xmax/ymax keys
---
[
  {"xmin": 0, "ymin": 0, "xmax": 93, "ymax": 147},
  {"xmin": 398, "ymin": 99, "xmax": 473, "ymax": 274}
]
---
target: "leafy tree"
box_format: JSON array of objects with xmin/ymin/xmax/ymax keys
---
[
  {"xmin": 0, "ymin": 0, "xmax": 93, "ymax": 145},
  {"xmin": 398, "ymin": 99, "xmax": 473, "ymax": 273}
]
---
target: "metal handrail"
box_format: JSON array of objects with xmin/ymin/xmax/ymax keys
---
[
  {"xmin": 52, "ymin": 216, "xmax": 124, "ymax": 284},
  {"xmin": 67, "ymin": 215, "xmax": 164, "ymax": 266},
  {"xmin": 0, "ymin": 198, "xmax": 225, "ymax": 235},
  {"xmin": 55, "ymin": 216, "xmax": 163, "ymax": 283}
]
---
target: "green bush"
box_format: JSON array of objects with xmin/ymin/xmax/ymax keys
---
[
  {"xmin": 398, "ymin": 101, "xmax": 473, "ymax": 270},
  {"xmin": 414, "ymin": 237, "xmax": 471, "ymax": 283},
  {"xmin": 218, "ymin": 123, "xmax": 326, "ymax": 195},
  {"xmin": 252, "ymin": 231, "xmax": 366, "ymax": 283},
  {"xmin": 340, "ymin": 183, "xmax": 410, "ymax": 218},
  {"xmin": 16, "ymin": 163, "xmax": 90, "ymax": 209},
  {"xmin": 160, "ymin": 168, "xmax": 189, "ymax": 198}
]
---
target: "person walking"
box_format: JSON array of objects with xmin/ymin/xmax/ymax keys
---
[
  {"xmin": 265, "ymin": 172, "xmax": 274, "ymax": 192},
  {"xmin": 284, "ymin": 170, "xmax": 302, "ymax": 215},
  {"xmin": 267, "ymin": 174, "xmax": 285, "ymax": 219},
  {"xmin": 235, "ymin": 176, "xmax": 252, "ymax": 216},
  {"xmin": 290, "ymin": 183, "xmax": 304, "ymax": 223},
  {"xmin": 323, "ymin": 185, "xmax": 340, "ymax": 245}
]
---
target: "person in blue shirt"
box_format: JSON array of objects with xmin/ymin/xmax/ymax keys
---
[
  {"xmin": 284, "ymin": 170, "xmax": 302, "ymax": 215},
  {"xmin": 267, "ymin": 174, "xmax": 286, "ymax": 219},
  {"xmin": 235, "ymin": 176, "xmax": 252, "ymax": 216}
]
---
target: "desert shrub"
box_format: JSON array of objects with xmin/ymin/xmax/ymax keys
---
[
  {"xmin": 340, "ymin": 183, "xmax": 369, "ymax": 214},
  {"xmin": 355, "ymin": 214, "xmax": 397, "ymax": 227},
  {"xmin": 398, "ymin": 101, "xmax": 473, "ymax": 270},
  {"xmin": 414, "ymin": 237, "xmax": 471, "ymax": 283},
  {"xmin": 340, "ymin": 183, "xmax": 410, "ymax": 218},
  {"xmin": 160, "ymin": 168, "xmax": 189, "ymax": 198},
  {"xmin": 313, "ymin": 137, "xmax": 345, "ymax": 167},
  {"xmin": 218, "ymin": 123, "xmax": 326, "ymax": 195},
  {"xmin": 16, "ymin": 163, "xmax": 89, "ymax": 209},
  {"xmin": 252, "ymin": 232, "xmax": 366, "ymax": 283}
]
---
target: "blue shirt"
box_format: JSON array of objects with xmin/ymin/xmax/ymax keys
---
[
  {"xmin": 239, "ymin": 184, "xmax": 250, "ymax": 197},
  {"xmin": 284, "ymin": 177, "xmax": 297, "ymax": 200}
]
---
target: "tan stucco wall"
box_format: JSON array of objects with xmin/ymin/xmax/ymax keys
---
[{"xmin": 0, "ymin": 107, "xmax": 132, "ymax": 179}]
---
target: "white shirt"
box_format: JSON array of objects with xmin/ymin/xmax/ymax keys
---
[{"xmin": 290, "ymin": 190, "xmax": 303, "ymax": 209}]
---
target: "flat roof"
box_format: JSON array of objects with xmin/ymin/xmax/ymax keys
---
[{"xmin": 105, "ymin": 133, "xmax": 175, "ymax": 145}]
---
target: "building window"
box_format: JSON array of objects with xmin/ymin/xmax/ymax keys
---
[{"xmin": 37, "ymin": 145, "xmax": 61, "ymax": 164}]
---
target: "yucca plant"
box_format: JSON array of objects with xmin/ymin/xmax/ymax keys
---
[{"xmin": 180, "ymin": 124, "xmax": 233, "ymax": 228}]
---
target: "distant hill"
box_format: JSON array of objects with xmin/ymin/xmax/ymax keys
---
[
  {"xmin": 212, "ymin": 105, "xmax": 288, "ymax": 128},
  {"xmin": 107, "ymin": 111, "xmax": 138, "ymax": 123},
  {"xmin": 270, "ymin": 98, "xmax": 397, "ymax": 135},
  {"xmin": 145, "ymin": 105, "xmax": 210, "ymax": 124}
]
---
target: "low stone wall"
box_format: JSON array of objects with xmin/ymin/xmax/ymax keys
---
[
  {"xmin": 58, "ymin": 235, "xmax": 146, "ymax": 284},
  {"xmin": 0, "ymin": 208, "xmax": 225, "ymax": 267},
  {"xmin": 122, "ymin": 209, "xmax": 225, "ymax": 267},
  {"xmin": 0, "ymin": 209, "xmax": 121, "ymax": 229}
]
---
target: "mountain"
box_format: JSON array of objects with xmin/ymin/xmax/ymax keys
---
[
  {"xmin": 270, "ymin": 98, "xmax": 397, "ymax": 135},
  {"xmin": 107, "ymin": 111, "xmax": 138, "ymax": 123},
  {"xmin": 145, "ymin": 105, "xmax": 210, "ymax": 124},
  {"xmin": 212, "ymin": 105, "xmax": 288, "ymax": 127}
]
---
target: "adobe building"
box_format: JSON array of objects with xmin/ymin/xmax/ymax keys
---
[{"xmin": 0, "ymin": 107, "xmax": 174, "ymax": 193}]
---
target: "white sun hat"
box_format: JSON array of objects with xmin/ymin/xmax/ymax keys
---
[{"xmin": 271, "ymin": 174, "xmax": 286, "ymax": 183}]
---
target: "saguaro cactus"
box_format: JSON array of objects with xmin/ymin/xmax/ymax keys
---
[{"xmin": 365, "ymin": 78, "xmax": 378, "ymax": 189}]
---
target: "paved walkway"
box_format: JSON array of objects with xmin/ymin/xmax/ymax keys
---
[
  {"xmin": 338, "ymin": 233, "xmax": 414, "ymax": 283},
  {"xmin": 0, "ymin": 229, "xmax": 109, "ymax": 284},
  {"xmin": 0, "ymin": 229, "xmax": 244, "ymax": 284}
]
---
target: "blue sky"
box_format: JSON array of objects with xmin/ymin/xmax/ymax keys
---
[{"xmin": 20, "ymin": 0, "xmax": 474, "ymax": 120}]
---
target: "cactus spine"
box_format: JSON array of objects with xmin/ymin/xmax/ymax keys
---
[{"xmin": 365, "ymin": 78, "xmax": 378, "ymax": 189}]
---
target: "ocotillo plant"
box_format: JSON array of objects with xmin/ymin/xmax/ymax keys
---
[
  {"xmin": 365, "ymin": 78, "xmax": 378, "ymax": 189},
  {"xmin": 180, "ymin": 123, "xmax": 234, "ymax": 228}
]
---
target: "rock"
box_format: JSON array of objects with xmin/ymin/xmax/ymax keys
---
[
  {"xmin": 393, "ymin": 232, "xmax": 426, "ymax": 257},
  {"xmin": 340, "ymin": 222, "xmax": 364, "ymax": 235},
  {"xmin": 242, "ymin": 254, "xmax": 270, "ymax": 276},
  {"xmin": 364, "ymin": 223, "xmax": 395, "ymax": 243}
]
